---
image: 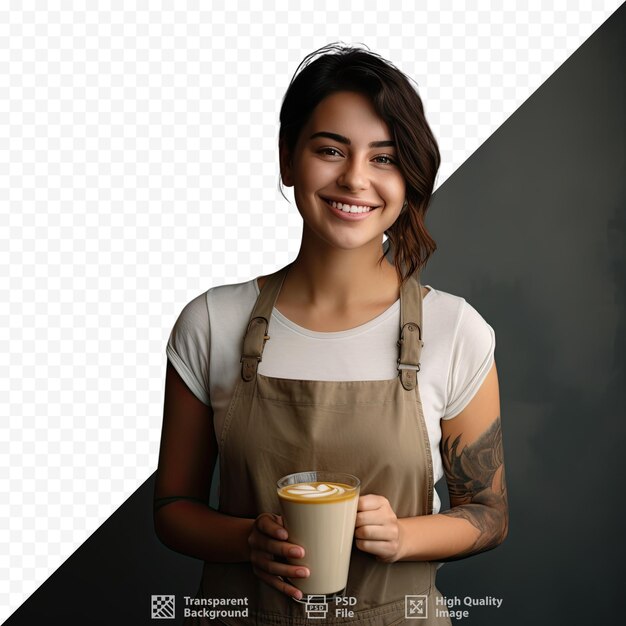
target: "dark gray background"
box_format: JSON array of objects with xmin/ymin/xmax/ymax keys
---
[
  {"xmin": 429, "ymin": 4, "xmax": 625, "ymax": 623},
  {"xmin": 4, "ymin": 4, "xmax": 624, "ymax": 625}
]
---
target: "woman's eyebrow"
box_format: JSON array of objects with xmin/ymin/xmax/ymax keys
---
[{"xmin": 309, "ymin": 131, "xmax": 395, "ymax": 148}]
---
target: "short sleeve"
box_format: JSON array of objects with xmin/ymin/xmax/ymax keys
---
[
  {"xmin": 442, "ymin": 301, "xmax": 496, "ymax": 420},
  {"xmin": 166, "ymin": 292, "xmax": 211, "ymax": 407}
]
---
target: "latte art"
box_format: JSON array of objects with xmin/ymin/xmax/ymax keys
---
[
  {"xmin": 278, "ymin": 480, "xmax": 355, "ymax": 503},
  {"xmin": 285, "ymin": 483, "xmax": 346, "ymax": 499}
]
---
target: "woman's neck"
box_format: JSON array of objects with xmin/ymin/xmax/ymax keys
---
[{"xmin": 284, "ymin": 237, "xmax": 400, "ymax": 311}]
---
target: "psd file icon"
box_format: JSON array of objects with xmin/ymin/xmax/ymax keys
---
[
  {"xmin": 305, "ymin": 595, "xmax": 329, "ymax": 619},
  {"xmin": 405, "ymin": 595, "xmax": 428, "ymax": 619}
]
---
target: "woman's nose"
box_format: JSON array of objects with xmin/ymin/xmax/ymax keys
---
[{"xmin": 338, "ymin": 158, "xmax": 369, "ymax": 191}]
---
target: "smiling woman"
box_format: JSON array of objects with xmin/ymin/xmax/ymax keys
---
[
  {"xmin": 282, "ymin": 90, "xmax": 406, "ymax": 248},
  {"xmin": 278, "ymin": 45, "xmax": 440, "ymax": 283},
  {"xmin": 154, "ymin": 42, "xmax": 507, "ymax": 626}
]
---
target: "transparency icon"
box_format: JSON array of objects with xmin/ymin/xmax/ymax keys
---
[
  {"xmin": 405, "ymin": 595, "xmax": 428, "ymax": 619},
  {"xmin": 151, "ymin": 594, "xmax": 175, "ymax": 619}
]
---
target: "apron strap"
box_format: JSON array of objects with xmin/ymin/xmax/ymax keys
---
[
  {"xmin": 240, "ymin": 264, "xmax": 291, "ymax": 381},
  {"xmin": 240, "ymin": 263, "xmax": 425, "ymax": 389},
  {"xmin": 398, "ymin": 274, "xmax": 425, "ymax": 391}
]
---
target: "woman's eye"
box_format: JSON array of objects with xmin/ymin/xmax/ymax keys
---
[
  {"xmin": 374, "ymin": 155, "xmax": 396, "ymax": 165},
  {"xmin": 318, "ymin": 147, "xmax": 342, "ymax": 157}
]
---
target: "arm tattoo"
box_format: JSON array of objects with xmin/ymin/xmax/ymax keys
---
[{"xmin": 440, "ymin": 417, "xmax": 508, "ymax": 560}]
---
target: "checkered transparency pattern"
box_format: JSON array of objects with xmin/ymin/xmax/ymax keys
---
[
  {"xmin": 151, "ymin": 594, "xmax": 176, "ymax": 619},
  {"xmin": 0, "ymin": 0, "xmax": 621, "ymax": 619}
]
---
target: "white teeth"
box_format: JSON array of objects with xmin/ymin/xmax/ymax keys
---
[{"xmin": 326, "ymin": 199, "xmax": 373, "ymax": 214}]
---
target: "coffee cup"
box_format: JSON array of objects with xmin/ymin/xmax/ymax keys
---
[{"xmin": 276, "ymin": 470, "xmax": 360, "ymax": 599}]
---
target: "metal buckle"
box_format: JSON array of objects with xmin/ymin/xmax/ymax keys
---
[{"xmin": 397, "ymin": 361, "xmax": 421, "ymax": 371}]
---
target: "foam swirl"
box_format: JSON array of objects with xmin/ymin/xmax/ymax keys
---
[{"xmin": 285, "ymin": 482, "xmax": 346, "ymax": 499}]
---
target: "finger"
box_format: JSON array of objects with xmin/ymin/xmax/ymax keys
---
[
  {"xmin": 355, "ymin": 537, "xmax": 383, "ymax": 555},
  {"xmin": 357, "ymin": 494, "xmax": 386, "ymax": 511},
  {"xmin": 355, "ymin": 510, "xmax": 387, "ymax": 527},
  {"xmin": 249, "ymin": 532, "xmax": 306, "ymax": 560},
  {"xmin": 257, "ymin": 513, "xmax": 289, "ymax": 540},
  {"xmin": 354, "ymin": 538, "xmax": 396, "ymax": 560},
  {"xmin": 252, "ymin": 566, "xmax": 306, "ymax": 601},
  {"xmin": 252, "ymin": 551, "xmax": 310, "ymax": 580},
  {"xmin": 354, "ymin": 523, "xmax": 398, "ymax": 542}
]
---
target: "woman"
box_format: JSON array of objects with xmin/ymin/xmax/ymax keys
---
[{"xmin": 154, "ymin": 43, "xmax": 508, "ymax": 625}]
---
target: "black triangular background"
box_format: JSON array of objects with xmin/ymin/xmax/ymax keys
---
[{"xmin": 4, "ymin": 5, "xmax": 625, "ymax": 624}]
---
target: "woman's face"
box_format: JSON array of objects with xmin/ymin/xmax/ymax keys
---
[{"xmin": 281, "ymin": 90, "xmax": 406, "ymax": 253}]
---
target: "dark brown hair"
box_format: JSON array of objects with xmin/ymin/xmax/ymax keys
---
[{"xmin": 278, "ymin": 42, "xmax": 441, "ymax": 284}]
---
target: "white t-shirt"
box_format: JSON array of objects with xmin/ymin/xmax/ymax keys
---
[{"xmin": 166, "ymin": 277, "xmax": 496, "ymax": 514}]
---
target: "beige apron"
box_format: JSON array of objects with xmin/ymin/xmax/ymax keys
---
[{"xmin": 186, "ymin": 264, "xmax": 451, "ymax": 625}]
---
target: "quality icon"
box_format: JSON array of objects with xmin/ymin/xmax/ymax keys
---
[{"xmin": 405, "ymin": 594, "xmax": 428, "ymax": 619}]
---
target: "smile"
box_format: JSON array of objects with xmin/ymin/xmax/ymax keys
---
[{"xmin": 322, "ymin": 198, "xmax": 377, "ymax": 214}]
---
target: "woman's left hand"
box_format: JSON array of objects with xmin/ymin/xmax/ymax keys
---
[{"xmin": 354, "ymin": 494, "xmax": 403, "ymax": 563}]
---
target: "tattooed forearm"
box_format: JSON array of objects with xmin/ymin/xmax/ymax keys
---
[{"xmin": 440, "ymin": 417, "xmax": 508, "ymax": 561}]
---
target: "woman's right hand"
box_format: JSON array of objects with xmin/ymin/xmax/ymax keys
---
[{"xmin": 248, "ymin": 512, "xmax": 309, "ymax": 600}]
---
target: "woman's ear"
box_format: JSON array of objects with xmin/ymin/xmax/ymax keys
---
[{"xmin": 279, "ymin": 139, "xmax": 294, "ymax": 187}]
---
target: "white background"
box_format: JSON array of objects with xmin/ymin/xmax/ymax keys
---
[{"xmin": 1, "ymin": 0, "xmax": 623, "ymax": 619}]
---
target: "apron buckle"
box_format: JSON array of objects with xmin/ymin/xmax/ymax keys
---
[
  {"xmin": 241, "ymin": 354, "xmax": 262, "ymax": 382},
  {"xmin": 397, "ymin": 360, "xmax": 421, "ymax": 372},
  {"xmin": 397, "ymin": 355, "xmax": 420, "ymax": 391}
]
